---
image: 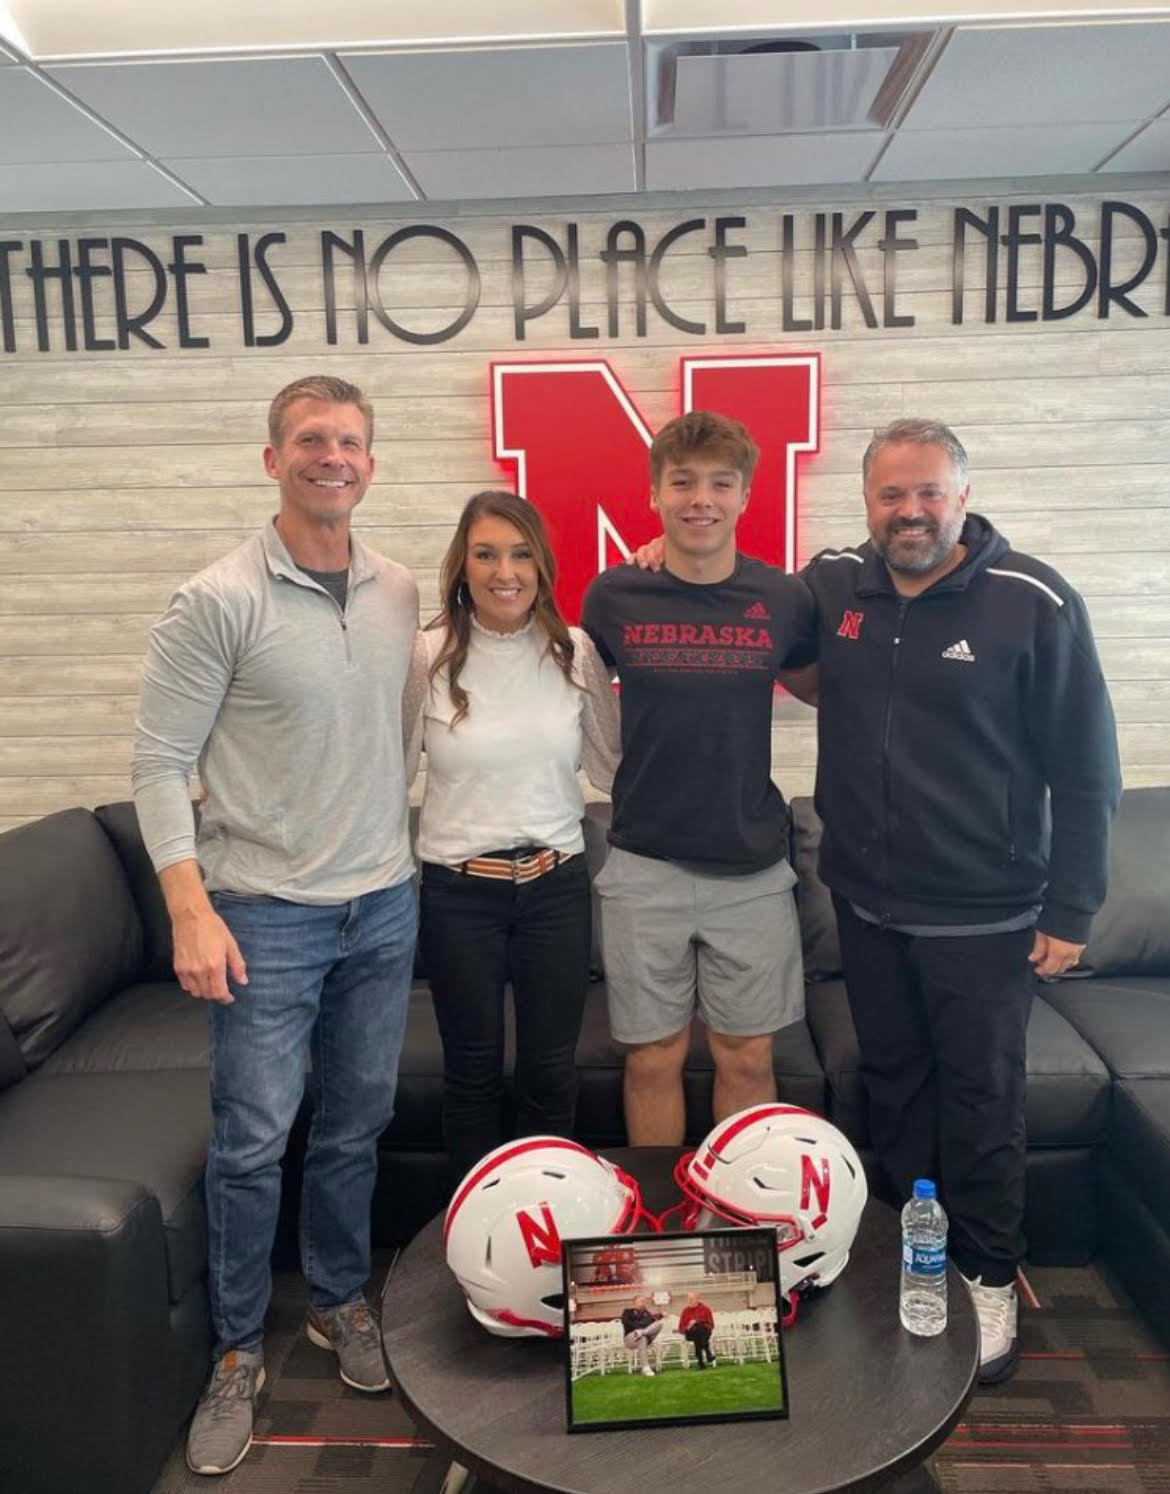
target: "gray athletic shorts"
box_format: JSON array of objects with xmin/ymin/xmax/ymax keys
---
[{"xmin": 594, "ymin": 845, "xmax": 805, "ymax": 1045}]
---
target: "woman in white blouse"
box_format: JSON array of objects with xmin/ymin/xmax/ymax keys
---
[{"xmin": 409, "ymin": 490, "xmax": 619, "ymax": 1184}]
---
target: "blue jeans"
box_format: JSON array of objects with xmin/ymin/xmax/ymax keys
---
[{"xmin": 205, "ymin": 880, "xmax": 416, "ymax": 1355}]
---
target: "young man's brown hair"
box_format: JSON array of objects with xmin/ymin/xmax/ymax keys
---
[
  {"xmin": 649, "ymin": 410, "xmax": 760, "ymax": 489},
  {"xmin": 267, "ymin": 375, "xmax": 374, "ymax": 449}
]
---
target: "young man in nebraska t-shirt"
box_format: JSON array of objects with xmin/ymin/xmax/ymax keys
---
[{"xmin": 582, "ymin": 411, "xmax": 816, "ymax": 1145}]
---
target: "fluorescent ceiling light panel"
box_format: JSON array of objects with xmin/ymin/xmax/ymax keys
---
[
  {"xmin": 665, "ymin": 48, "xmax": 897, "ymax": 136},
  {"xmin": 10, "ymin": 1, "xmax": 625, "ymax": 59}
]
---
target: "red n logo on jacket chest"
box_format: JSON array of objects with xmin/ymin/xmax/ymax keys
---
[{"xmin": 837, "ymin": 610, "xmax": 864, "ymax": 641}]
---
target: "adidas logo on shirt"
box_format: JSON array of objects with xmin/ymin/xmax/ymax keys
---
[
  {"xmin": 743, "ymin": 601, "xmax": 771, "ymax": 620},
  {"xmin": 941, "ymin": 639, "xmax": 976, "ymax": 662}
]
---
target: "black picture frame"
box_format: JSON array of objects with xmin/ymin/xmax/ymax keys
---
[{"xmin": 562, "ymin": 1226, "xmax": 789, "ymax": 1434}]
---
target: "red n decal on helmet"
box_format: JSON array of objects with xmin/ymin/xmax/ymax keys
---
[
  {"xmin": 515, "ymin": 1203, "xmax": 563, "ymax": 1267},
  {"xmin": 800, "ymin": 1154, "xmax": 831, "ymax": 1230}
]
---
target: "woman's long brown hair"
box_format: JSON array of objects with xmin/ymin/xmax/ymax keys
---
[{"xmin": 428, "ymin": 490, "xmax": 578, "ymax": 726}]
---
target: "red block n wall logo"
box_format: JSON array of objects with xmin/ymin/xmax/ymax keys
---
[{"xmin": 491, "ymin": 355, "xmax": 820, "ymax": 623}]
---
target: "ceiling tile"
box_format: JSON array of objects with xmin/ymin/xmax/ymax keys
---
[
  {"xmin": 1100, "ymin": 117, "xmax": 1170, "ymax": 172},
  {"xmin": 873, "ymin": 121, "xmax": 1135, "ymax": 181},
  {"xmin": 163, "ymin": 152, "xmax": 414, "ymax": 205},
  {"xmin": 0, "ymin": 159, "xmax": 195, "ymax": 211},
  {"xmin": 902, "ymin": 22, "xmax": 1170, "ymax": 130},
  {"xmin": 0, "ymin": 68, "xmax": 134, "ymax": 162},
  {"xmin": 342, "ymin": 44, "xmax": 631, "ymax": 149},
  {"xmin": 405, "ymin": 142, "xmax": 634, "ymax": 199},
  {"xmin": 46, "ymin": 56, "xmax": 379, "ymax": 157},
  {"xmin": 646, "ymin": 131, "xmax": 884, "ymax": 190}
]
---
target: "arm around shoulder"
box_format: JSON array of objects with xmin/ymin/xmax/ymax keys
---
[
  {"xmin": 574, "ymin": 628, "xmax": 620, "ymax": 795},
  {"xmin": 402, "ymin": 630, "xmax": 430, "ymax": 785}
]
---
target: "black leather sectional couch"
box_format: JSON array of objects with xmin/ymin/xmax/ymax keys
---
[{"xmin": 1, "ymin": 788, "xmax": 1168, "ymax": 1494}]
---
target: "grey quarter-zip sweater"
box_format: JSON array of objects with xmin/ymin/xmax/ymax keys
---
[{"xmin": 132, "ymin": 519, "xmax": 418, "ymax": 903}]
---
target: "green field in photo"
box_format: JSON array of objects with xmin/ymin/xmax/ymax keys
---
[{"xmin": 571, "ymin": 1361, "xmax": 785, "ymax": 1425}]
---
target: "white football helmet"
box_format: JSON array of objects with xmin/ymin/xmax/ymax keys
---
[
  {"xmin": 444, "ymin": 1137, "xmax": 647, "ymax": 1338},
  {"xmin": 673, "ymin": 1104, "xmax": 867, "ymax": 1319}
]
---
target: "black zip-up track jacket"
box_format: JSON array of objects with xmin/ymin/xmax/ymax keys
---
[{"xmin": 802, "ymin": 514, "xmax": 1122, "ymax": 943}]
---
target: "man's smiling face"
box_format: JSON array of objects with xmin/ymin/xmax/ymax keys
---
[
  {"xmin": 263, "ymin": 397, "xmax": 374, "ymax": 527},
  {"xmin": 651, "ymin": 456, "xmax": 749, "ymax": 573}
]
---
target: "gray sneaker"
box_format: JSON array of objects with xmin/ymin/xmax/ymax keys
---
[
  {"xmin": 307, "ymin": 1298, "xmax": 390, "ymax": 1392},
  {"xmin": 186, "ymin": 1349, "xmax": 266, "ymax": 1475}
]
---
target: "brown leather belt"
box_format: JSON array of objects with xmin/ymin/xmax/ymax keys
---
[{"xmin": 455, "ymin": 848, "xmax": 574, "ymax": 883}]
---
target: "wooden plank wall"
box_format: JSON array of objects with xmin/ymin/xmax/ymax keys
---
[{"xmin": 1, "ymin": 185, "xmax": 1168, "ymax": 830}]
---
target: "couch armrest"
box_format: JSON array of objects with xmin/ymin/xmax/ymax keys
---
[{"xmin": 0, "ymin": 1174, "xmax": 200, "ymax": 1494}]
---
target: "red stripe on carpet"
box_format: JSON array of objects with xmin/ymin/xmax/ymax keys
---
[
  {"xmin": 253, "ymin": 1436, "xmax": 431, "ymax": 1449},
  {"xmin": 1016, "ymin": 1267, "xmax": 1041, "ymax": 1309},
  {"xmin": 952, "ymin": 1425, "xmax": 1131, "ymax": 1438},
  {"xmin": 1019, "ymin": 1350, "xmax": 1170, "ymax": 1361},
  {"xmin": 946, "ymin": 1440, "xmax": 1133, "ymax": 1451}
]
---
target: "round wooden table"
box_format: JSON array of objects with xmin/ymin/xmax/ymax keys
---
[{"xmin": 383, "ymin": 1147, "xmax": 978, "ymax": 1494}]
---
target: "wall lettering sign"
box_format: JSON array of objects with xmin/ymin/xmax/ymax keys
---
[{"xmin": 1, "ymin": 199, "xmax": 1167, "ymax": 354}]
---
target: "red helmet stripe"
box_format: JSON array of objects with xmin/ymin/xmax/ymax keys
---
[
  {"xmin": 443, "ymin": 1137, "xmax": 598, "ymax": 1246},
  {"xmin": 492, "ymin": 1308, "xmax": 563, "ymax": 1338},
  {"xmin": 706, "ymin": 1104, "xmax": 815, "ymax": 1158}
]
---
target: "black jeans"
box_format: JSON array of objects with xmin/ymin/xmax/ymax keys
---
[
  {"xmin": 684, "ymin": 1323, "xmax": 713, "ymax": 1364},
  {"xmin": 833, "ymin": 895, "xmax": 1036, "ymax": 1286},
  {"xmin": 419, "ymin": 856, "xmax": 591, "ymax": 1186}
]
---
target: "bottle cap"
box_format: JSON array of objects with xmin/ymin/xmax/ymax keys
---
[{"xmin": 912, "ymin": 1178, "xmax": 937, "ymax": 1200}]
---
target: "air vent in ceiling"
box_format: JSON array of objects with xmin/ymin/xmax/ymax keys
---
[{"xmin": 648, "ymin": 31, "xmax": 936, "ymax": 137}]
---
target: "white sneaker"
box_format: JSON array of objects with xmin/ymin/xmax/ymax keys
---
[
  {"xmin": 963, "ymin": 1275, "xmax": 1019, "ymax": 1384},
  {"xmin": 709, "ymin": 1356, "xmax": 717, "ymax": 1367},
  {"xmin": 641, "ymin": 1366, "xmax": 655, "ymax": 1377}
]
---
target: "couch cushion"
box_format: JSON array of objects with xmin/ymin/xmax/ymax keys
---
[
  {"xmin": 0, "ymin": 1068, "xmax": 209, "ymax": 1303},
  {"xmin": 0, "ymin": 809, "xmax": 144, "ymax": 1072},
  {"xmin": 791, "ymin": 797, "xmax": 842, "ymax": 980},
  {"xmin": 1077, "ymin": 787, "xmax": 1170, "ymax": 977},
  {"xmin": 1025, "ymin": 995, "xmax": 1112, "ymax": 1146},
  {"xmin": 383, "ymin": 984, "xmax": 445, "ymax": 1148},
  {"xmin": 39, "ymin": 982, "xmax": 209, "ymax": 1075},
  {"xmin": 94, "ymin": 801, "xmax": 180, "ymax": 985},
  {"xmin": 583, "ymin": 803, "xmax": 611, "ymax": 976},
  {"xmin": 804, "ymin": 983, "xmax": 1111, "ymax": 1149},
  {"xmin": 803, "ymin": 979, "xmax": 866, "ymax": 1144},
  {"xmin": 1109, "ymin": 1079, "xmax": 1170, "ymax": 1238},
  {"xmin": 1042, "ymin": 977, "xmax": 1170, "ymax": 1078},
  {"xmin": 574, "ymin": 981, "xmax": 827, "ymax": 1147}
]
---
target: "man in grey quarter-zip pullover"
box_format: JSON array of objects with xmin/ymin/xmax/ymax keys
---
[{"xmin": 132, "ymin": 376, "xmax": 418, "ymax": 1476}]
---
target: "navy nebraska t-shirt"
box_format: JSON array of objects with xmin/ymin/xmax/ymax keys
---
[{"xmin": 582, "ymin": 556, "xmax": 817, "ymax": 873}]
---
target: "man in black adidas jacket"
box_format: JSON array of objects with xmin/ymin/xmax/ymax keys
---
[{"xmin": 802, "ymin": 418, "xmax": 1121, "ymax": 1384}]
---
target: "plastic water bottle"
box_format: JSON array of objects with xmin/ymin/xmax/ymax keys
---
[{"xmin": 900, "ymin": 1179, "xmax": 948, "ymax": 1337}]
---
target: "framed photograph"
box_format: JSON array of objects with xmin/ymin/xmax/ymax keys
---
[{"xmin": 562, "ymin": 1227, "xmax": 788, "ymax": 1433}]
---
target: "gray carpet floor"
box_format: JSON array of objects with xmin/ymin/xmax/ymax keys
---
[{"xmin": 152, "ymin": 1259, "xmax": 1170, "ymax": 1494}]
